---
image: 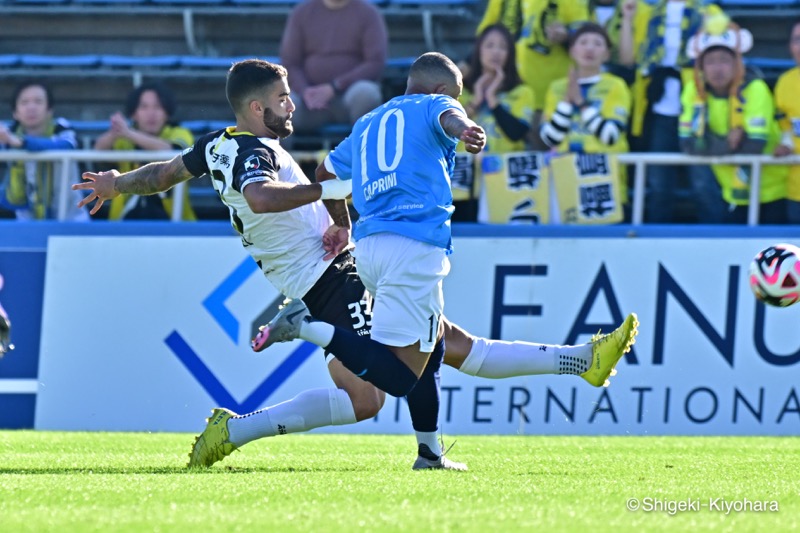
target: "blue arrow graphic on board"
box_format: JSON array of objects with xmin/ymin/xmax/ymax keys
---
[
  {"xmin": 165, "ymin": 331, "xmax": 317, "ymax": 413},
  {"xmin": 202, "ymin": 257, "xmax": 259, "ymax": 344}
]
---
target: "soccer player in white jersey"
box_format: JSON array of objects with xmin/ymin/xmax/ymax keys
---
[
  {"xmin": 74, "ymin": 58, "xmax": 638, "ymax": 471},
  {"xmin": 0, "ymin": 275, "xmax": 12, "ymax": 356}
]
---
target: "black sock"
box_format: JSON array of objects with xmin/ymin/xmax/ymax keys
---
[
  {"xmin": 326, "ymin": 327, "xmax": 419, "ymax": 398},
  {"xmin": 406, "ymin": 336, "xmax": 444, "ymax": 433}
]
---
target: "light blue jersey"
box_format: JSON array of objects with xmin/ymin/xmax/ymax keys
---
[{"xmin": 327, "ymin": 93, "xmax": 463, "ymax": 250}]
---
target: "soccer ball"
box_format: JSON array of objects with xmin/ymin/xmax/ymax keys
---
[{"xmin": 748, "ymin": 243, "xmax": 800, "ymax": 307}]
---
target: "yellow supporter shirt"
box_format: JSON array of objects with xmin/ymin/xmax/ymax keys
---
[
  {"xmin": 774, "ymin": 67, "xmax": 800, "ymax": 201},
  {"xmin": 516, "ymin": 0, "xmax": 589, "ymax": 110},
  {"xmin": 108, "ymin": 124, "xmax": 197, "ymax": 221},
  {"xmin": 543, "ymin": 72, "xmax": 631, "ymax": 199},
  {"xmin": 679, "ymin": 79, "xmax": 787, "ymax": 205},
  {"xmin": 460, "ymin": 84, "xmax": 535, "ymax": 155}
]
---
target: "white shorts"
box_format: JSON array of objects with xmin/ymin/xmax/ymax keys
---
[{"xmin": 353, "ymin": 232, "xmax": 450, "ymax": 353}]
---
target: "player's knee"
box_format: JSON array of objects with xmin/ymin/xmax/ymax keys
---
[{"xmin": 351, "ymin": 388, "xmax": 385, "ymax": 421}]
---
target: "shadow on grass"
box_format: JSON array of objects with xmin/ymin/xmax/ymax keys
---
[{"xmin": 0, "ymin": 464, "xmax": 369, "ymax": 475}]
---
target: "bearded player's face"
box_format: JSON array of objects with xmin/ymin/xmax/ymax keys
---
[{"xmin": 262, "ymin": 78, "xmax": 295, "ymax": 138}]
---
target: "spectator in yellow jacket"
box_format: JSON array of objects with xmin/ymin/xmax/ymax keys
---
[
  {"xmin": 94, "ymin": 83, "xmax": 195, "ymax": 220},
  {"xmin": 515, "ymin": 0, "xmax": 590, "ymax": 149},
  {"xmin": 773, "ymin": 20, "xmax": 800, "ymax": 224},
  {"xmin": 679, "ymin": 17, "xmax": 787, "ymax": 224}
]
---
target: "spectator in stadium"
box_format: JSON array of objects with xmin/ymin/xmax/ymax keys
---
[
  {"xmin": 74, "ymin": 58, "xmax": 638, "ymax": 471},
  {"xmin": 475, "ymin": 0, "xmax": 524, "ymax": 40},
  {"xmin": 94, "ymin": 83, "xmax": 195, "ymax": 221},
  {"xmin": 772, "ymin": 19, "xmax": 800, "ymax": 224},
  {"xmin": 279, "ymin": 0, "xmax": 386, "ymax": 142},
  {"xmin": 460, "ymin": 23, "xmax": 535, "ymax": 221},
  {"xmin": 540, "ymin": 22, "xmax": 631, "ymax": 211},
  {"xmin": 679, "ymin": 15, "xmax": 787, "ymax": 224},
  {"xmin": 0, "ymin": 81, "xmax": 88, "ymax": 221},
  {"xmin": 515, "ymin": 0, "xmax": 590, "ymax": 150},
  {"xmin": 615, "ymin": 0, "xmax": 707, "ymax": 223}
]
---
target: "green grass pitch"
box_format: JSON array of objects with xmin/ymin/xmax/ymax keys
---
[{"xmin": 0, "ymin": 432, "xmax": 797, "ymax": 532}]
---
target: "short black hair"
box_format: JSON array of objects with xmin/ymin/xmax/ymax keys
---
[
  {"xmin": 124, "ymin": 83, "xmax": 177, "ymax": 118},
  {"xmin": 408, "ymin": 52, "xmax": 460, "ymax": 90},
  {"xmin": 568, "ymin": 22, "xmax": 612, "ymax": 51},
  {"xmin": 226, "ymin": 59, "xmax": 288, "ymax": 115},
  {"xmin": 10, "ymin": 81, "xmax": 53, "ymax": 110}
]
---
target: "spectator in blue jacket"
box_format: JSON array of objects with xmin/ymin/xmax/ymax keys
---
[{"xmin": 0, "ymin": 82, "xmax": 88, "ymax": 220}]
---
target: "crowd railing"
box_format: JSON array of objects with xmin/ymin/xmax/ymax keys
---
[{"xmin": 1, "ymin": 150, "xmax": 799, "ymax": 226}]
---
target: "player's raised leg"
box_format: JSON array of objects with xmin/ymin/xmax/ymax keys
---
[{"xmin": 443, "ymin": 313, "xmax": 639, "ymax": 387}]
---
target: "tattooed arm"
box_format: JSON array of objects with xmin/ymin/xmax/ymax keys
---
[
  {"xmin": 440, "ymin": 109, "xmax": 486, "ymax": 154},
  {"xmin": 72, "ymin": 155, "xmax": 193, "ymax": 215},
  {"xmin": 315, "ymin": 161, "xmax": 351, "ymax": 229}
]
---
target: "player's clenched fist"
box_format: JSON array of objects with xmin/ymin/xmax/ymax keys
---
[{"xmin": 460, "ymin": 125, "xmax": 486, "ymax": 154}]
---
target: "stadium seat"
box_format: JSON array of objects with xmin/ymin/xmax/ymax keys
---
[
  {"xmin": 19, "ymin": 55, "xmax": 101, "ymax": 67},
  {"xmin": 99, "ymin": 55, "xmax": 182, "ymax": 68}
]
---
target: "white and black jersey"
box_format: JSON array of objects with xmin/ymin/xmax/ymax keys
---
[{"xmin": 182, "ymin": 128, "xmax": 333, "ymax": 298}]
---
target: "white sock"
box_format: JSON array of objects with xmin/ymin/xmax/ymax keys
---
[
  {"xmin": 416, "ymin": 431, "xmax": 442, "ymax": 456},
  {"xmin": 459, "ymin": 337, "xmax": 592, "ymax": 378},
  {"xmin": 227, "ymin": 388, "xmax": 356, "ymax": 447},
  {"xmin": 299, "ymin": 319, "xmax": 335, "ymax": 347}
]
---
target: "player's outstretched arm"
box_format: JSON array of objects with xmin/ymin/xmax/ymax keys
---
[
  {"xmin": 440, "ymin": 109, "xmax": 486, "ymax": 154},
  {"xmin": 72, "ymin": 155, "xmax": 193, "ymax": 215}
]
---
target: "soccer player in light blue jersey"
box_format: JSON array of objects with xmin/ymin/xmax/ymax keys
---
[{"xmin": 255, "ymin": 52, "xmax": 486, "ymax": 467}]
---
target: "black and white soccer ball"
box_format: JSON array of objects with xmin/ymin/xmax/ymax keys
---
[{"xmin": 749, "ymin": 243, "xmax": 800, "ymax": 307}]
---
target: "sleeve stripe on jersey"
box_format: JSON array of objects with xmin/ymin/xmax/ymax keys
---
[
  {"xmin": 581, "ymin": 106, "xmax": 623, "ymax": 146},
  {"xmin": 541, "ymin": 122, "xmax": 566, "ymax": 147}
]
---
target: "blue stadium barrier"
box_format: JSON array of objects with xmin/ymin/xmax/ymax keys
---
[
  {"xmin": 178, "ymin": 56, "xmax": 261, "ymax": 68},
  {"xmin": 99, "ymin": 55, "xmax": 182, "ymax": 68},
  {"xmin": 719, "ymin": 0, "xmax": 798, "ymax": 6},
  {"xmin": 10, "ymin": 0, "xmax": 68, "ymax": 4},
  {"xmin": 19, "ymin": 54, "xmax": 101, "ymax": 67},
  {"xmin": 386, "ymin": 57, "xmax": 415, "ymax": 69},
  {"xmin": 227, "ymin": 0, "xmax": 300, "ymax": 4},
  {"xmin": 745, "ymin": 57, "xmax": 795, "ymax": 70},
  {"xmin": 71, "ymin": 0, "xmax": 148, "ymax": 3},
  {"xmin": 389, "ymin": 0, "xmax": 479, "ymax": 5},
  {"xmin": 0, "ymin": 55, "xmax": 21, "ymax": 67},
  {"xmin": 181, "ymin": 120, "xmax": 230, "ymax": 134},
  {"xmin": 70, "ymin": 120, "xmax": 112, "ymax": 132},
  {"xmin": 150, "ymin": 0, "xmax": 229, "ymax": 4}
]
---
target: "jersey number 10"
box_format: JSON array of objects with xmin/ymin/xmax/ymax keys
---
[{"xmin": 360, "ymin": 109, "xmax": 405, "ymax": 185}]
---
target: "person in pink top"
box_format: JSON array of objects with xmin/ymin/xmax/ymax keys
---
[{"xmin": 279, "ymin": 0, "xmax": 387, "ymax": 137}]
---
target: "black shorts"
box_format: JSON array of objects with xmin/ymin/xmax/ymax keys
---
[{"xmin": 302, "ymin": 252, "xmax": 372, "ymax": 357}]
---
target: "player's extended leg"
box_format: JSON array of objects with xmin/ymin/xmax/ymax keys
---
[
  {"xmin": 187, "ymin": 359, "xmax": 384, "ymax": 468},
  {"xmin": 442, "ymin": 313, "xmax": 639, "ymax": 387}
]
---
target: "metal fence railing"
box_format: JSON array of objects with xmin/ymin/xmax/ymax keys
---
[{"xmin": 1, "ymin": 150, "xmax": 799, "ymax": 226}]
